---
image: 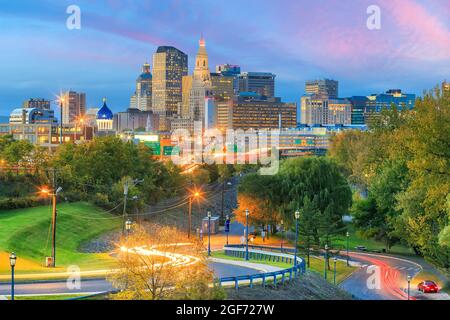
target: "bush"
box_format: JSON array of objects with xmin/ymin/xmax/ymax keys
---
[
  {"xmin": 0, "ymin": 196, "xmax": 49, "ymax": 211},
  {"xmin": 92, "ymin": 193, "xmax": 111, "ymax": 208}
]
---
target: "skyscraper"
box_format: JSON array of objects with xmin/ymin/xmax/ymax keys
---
[
  {"xmin": 238, "ymin": 72, "xmax": 275, "ymax": 98},
  {"xmin": 211, "ymin": 73, "xmax": 234, "ymax": 101},
  {"xmin": 300, "ymin": 95, "xmax": 351, "ymax": 125},
  {"xmin": 189, "ymin": 36, "xmax": 213, "ymax": 125},
  {"xmin": 152, "ymin": 46, "xmax": 188, "ymax": 130},
  {"xmin": 61, "ymin": 91, "xmax": 86, "ymax": 125},
  {"xmin": 130, "ymin": 62, "xmax": 152, "ymax": 111},
  {"xmin": 305, "ymin": 79, "xmax": 338, "ymax": 98}
]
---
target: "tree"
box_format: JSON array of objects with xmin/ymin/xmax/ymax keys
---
[
  {"xmin": 108, "ymin": 224, "xmax": 224, "ymax": 300},
  {"xmin": 298, "ymin": 196, "xmax": 320, "ymax": 267}
]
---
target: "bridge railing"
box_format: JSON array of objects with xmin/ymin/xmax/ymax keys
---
[{"xmin": 218, "ymin": 245, "xmax": 306, "ymax": 290}]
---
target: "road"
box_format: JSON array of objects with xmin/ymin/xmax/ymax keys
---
[
  {"xmin": 0, "ymin": 262, "xmax": 261, "ymax": 296},
  {"xmin": 340, "ymin": 251, "xmax": 423, "ymax": 300}
]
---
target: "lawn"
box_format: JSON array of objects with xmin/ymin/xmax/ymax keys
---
[
  {"xmin": 332, "ymin": 227, "xmax": 413, "ymax": 256},
  {"xmin": 0, "ymin": 202, "xmax": 121, "ymax": 275},
  {"xmin": 211, "ymin": 250, "xmax": 356, "ymax": 285},
  {"xmin": 6, "ymin": 294, "xmax": 87, "ymax": 300}
]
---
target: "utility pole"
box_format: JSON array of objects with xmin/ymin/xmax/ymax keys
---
[
  {"xmin": 51, "ymin": 192, "xmax": 57, "ymax": 267},
  {"xmin": 188, "ymin": 196, "xmax": 192, "ymax": 238},
  {"xmin": 122, "ymin": 181, "xmax": 129, "ymax": 235}
]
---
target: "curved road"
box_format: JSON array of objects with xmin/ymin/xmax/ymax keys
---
[
  {"xmin": 0, "ymin": 262, "xmax": 261, "ymax": 296},
  {"xmin": 340, "ymin": 252, "xmax": 423, "ymax": 300}
]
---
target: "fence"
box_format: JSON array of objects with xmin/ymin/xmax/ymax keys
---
[{"xmin": 218, "ymin": 244, "xmax": 306, "ymax": 290}]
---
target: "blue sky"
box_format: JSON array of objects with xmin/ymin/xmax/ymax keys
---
[{"xmin": 0, "ymin": 0, "xmax": 449, "ymax": 115}]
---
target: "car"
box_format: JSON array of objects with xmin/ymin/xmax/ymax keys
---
[
  {"xmin": 355, "ymin": 245, "xmax": 367, "ymax": 251},
  {"xmin": 417, "ymin": 281, "xmax": 439, "ymax": 293}
]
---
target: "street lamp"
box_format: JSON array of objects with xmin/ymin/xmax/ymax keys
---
[
  {"xmin": 407, "ymin": 275, "xmax": 411, "ymax": 300},
  {"xmin": 125, "ymin": 219, "xmax": 132, "ymax": 237},
  {"xmin": 9, "ymin": 252, "xmax": 16, "ymax": 301},
  {"xmin": 188, "ymin": 190, "xmax": 201, "ymax": 238},
  {"xmin": 280, "ymin": 220, "xmax": 284, "ymax": 250},
  {"xmin": 294, "ymin": 210, "xmax": 300, "ymax": 266},
  {"xmin": 333, "ymin": 257, "xmax": 337, "ymax": 285},
  {"xmin": 324, "ymin": 244, "xmax": 329, "ymax": 280},
  {"xmin": 41, "ymin": 186, "xmax": 62, "ymax": 267},
  {"xmin": 346, "ymin": 231, "xmax": 350, "ymax": 267},
  {"xmin": 245, "ymin": 209, "xmax": 249, "ymax": 261},
  {"xmin": 207, "ymin": 211, "xmax": 212, "ymax": 257},
  {"xmin": 225, "ymin": 215, "xmax": 230, "ymax": 246}
]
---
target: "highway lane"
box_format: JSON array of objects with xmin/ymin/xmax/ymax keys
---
[
  {"xmin": 0, "ymin": 262, "xmax": 261, "ymax": 296},
  {"xmin": 340, "ymin": 252, "xmax": 422, "ymax": 300}
]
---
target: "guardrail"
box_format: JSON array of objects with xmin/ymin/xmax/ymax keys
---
[{"xmin": 218, "ymin": 245, "xmax": 305, "ymax": 290}]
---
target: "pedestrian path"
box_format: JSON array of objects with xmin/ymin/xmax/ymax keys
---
[{"xmin": 209, "ymin": 257, "xmax": 282, "ymax": 274}]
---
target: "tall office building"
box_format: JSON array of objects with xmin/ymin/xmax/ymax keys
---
[
  {"xmin": 181, "ymin": 75, "xmax": 193, "ymax": 118},
  {"xmin": 130, "ymin": 62, "xmax": 152, "ymax": 111},
  {"xmin": 189, "ymin": 36, "xmax": 213, "ymax": 125},
  {"xmin": 327, "ymin": 99, "xmax": 352, "ymax": 125},
  {"xmin": 300, "ymin": 95, "xmax": 351, "ymax": 125},
  {"xmin": 211, "ymin": 73, "xmax": 235, "ymax": 101},
  {"xmin": 229, "ymin": 93, "xmax": 296, "ymax": 130},
  {"xmin": 349, "ymin": 96, "xmax": 368, "ymax": 125},
  {"xmin": 22, "ymin": 98, "xmax": 51, "ymax": 110},
  {"xmin": 305, "ymin": 79, "xmax": 338, "ymax": 98},
  {"xmin": 152, "ymin": 46, "xmax": 188, "ymax": 130},
  {"xmin": 216, "ymin": 64, "xmax": 240, "ymax": 94},
  {"xmin": 61, "ymin": 91, "xmax": 86, "ymax": 125},
  {"xmin": 238, "ymin": 72, "xmax": 276, "ymax": 98}
]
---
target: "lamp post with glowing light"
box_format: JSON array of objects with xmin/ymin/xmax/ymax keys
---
[
  {"xmin": 280, "ymin": 219, "xmax": 284, "ymax": 250},
  {"xmin": 294, "ymin": 210, "xmax": 300, "ymax": 266},
  {"xmin": 125, "ymin": 219, "xmax": 132, "ymax": 238},
  {"xmin": 346, "ymin": 231, "xmax": 350, "ymax": 266},
  {"xmin": 9, "ymin": 252, "xmax": 16, "ymax": 301},
  {"xmin": 207, "ymin": 211, "xmax": 212, "ymax": 257},
  {"xmin": 324, "ymin": 244, "xmax": 329, "ymax": 280},
  {"xmin": 41, "ymin": 186, "xmax": 63, "ymax": 267},
  {"xmin": 188, "ymin": 191, "xmax": 200, "ymax": 238},
  {"xmin": 245, "ymin": 209, "xmax": 249, "ymax": 261}
]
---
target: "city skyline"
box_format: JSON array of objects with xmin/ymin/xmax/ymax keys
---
[{"xmin": 1, "ymin": 0, "xmax": 450, "ymax": 115}]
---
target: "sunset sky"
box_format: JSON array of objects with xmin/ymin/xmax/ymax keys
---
[{"xmin": 0, "ymin": 0, "xmax": 449, "ymax": 114}]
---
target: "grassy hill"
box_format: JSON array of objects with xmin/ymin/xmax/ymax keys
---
[{"xmin": 0, "ymin": 202, "xmax": 121, "ymax": 274}]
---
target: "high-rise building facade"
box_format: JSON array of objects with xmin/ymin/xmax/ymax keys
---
[
  {"xmin": 114, "ymin": 108, "xmax": 159, "ymax": 132},
  {"xmin": 22, "ymin": 98, "xmax": 51, "ymax": 110},
  {"xmin": 61, "ymin": 91, "xmax": 86, "ymax": 125},
  {"xmin": 300, "ymin": 95, "xmax": 351, "ymax": 125},
  {"xmin": 349, "ymin": 96, "xmax": 368, "ymax": 125},
  {"xmin": 130, "ymin": 62, "xmax": 152, "ymax": 111},
  {"xmin": 238, "ymin": 72, "xmax": 276, "ymax": 98},
  {"xmin": 305, "ymin": 79, "xmax": 338, "ymax": 98},
  {"xmin": 9, "ymin": 108, "xmax": 57, "ymax": 124},
  {"xmin": 152, "ymin": 46, "xmax": 188, "ymax": 129},
  {"xmin": 181, "ymin": 75, "xmax": 193, "ymax": 118},
  {"xmin": 230, "ymin": 94, "xmax": 296, "ymax": 130},
  {"xmin": 211, "ymin": 73, "xmax": 235, "ymax": 101},
  {"xmin": 189, "ymin": 36, "xmax": 213, "ymax": 126},
  {"xmin": 216, "ymin": 64, "xmax": 240, "ymax": 94},
  {"xmin": 327, "ymin": 99, "xmax": 352, "ymax": 125}
]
